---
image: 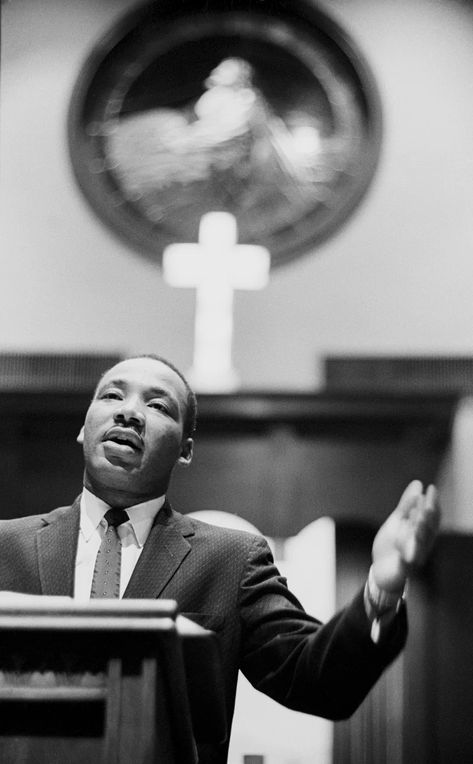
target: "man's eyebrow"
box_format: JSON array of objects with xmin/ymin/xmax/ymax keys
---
[{"xmin": 96, "ymin": 377, "xmax": 126, "ymax": 392}]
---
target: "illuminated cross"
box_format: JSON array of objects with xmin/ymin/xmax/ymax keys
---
[{"xmin": 163, "ymin": 212, "xmax": 270, "ymax": 392}]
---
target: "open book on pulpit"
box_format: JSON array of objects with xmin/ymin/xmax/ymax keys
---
[{"xmin": 0, "ymin": 593, "xmax": 227, "ymax": 763}]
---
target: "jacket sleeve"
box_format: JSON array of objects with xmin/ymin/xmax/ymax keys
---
[{"xmin": 238, "ymin": 534, "xmax": 407, "ymax": 720}]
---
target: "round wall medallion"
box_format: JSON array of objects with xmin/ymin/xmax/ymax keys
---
[{"xmin": 68, "ymin": 0, "xmax": 382, "ymax": 268}]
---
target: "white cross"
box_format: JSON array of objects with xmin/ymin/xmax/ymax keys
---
[{"xmin": 163, "ymin": 212, "xmax": 270, "ymax": 392}]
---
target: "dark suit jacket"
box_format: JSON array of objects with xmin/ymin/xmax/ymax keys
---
[{"xmin": 0, "ymin": 498, "xmax": 407, "ymax": 763}]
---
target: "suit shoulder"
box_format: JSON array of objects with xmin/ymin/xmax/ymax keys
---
[
  {"xmin": 182, "ymin": 513, "xmax": 270, "ymax": 553},
  {"xmin": 0, "ymin": 504, "xmax": 76, "ymax": 534}
]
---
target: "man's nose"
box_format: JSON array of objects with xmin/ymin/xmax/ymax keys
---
[{"xmin": 113, "ymin": 398, "xmax": 145, "ymax": 428}]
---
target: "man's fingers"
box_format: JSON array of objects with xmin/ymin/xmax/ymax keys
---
[
  {"xmin": 424, "ymin": 484, "xmax": 441, "ymax": 530},
  {"xmin": 401, "ymin": 485, "xmax": 440, "ymax": 565},
  {"xmin": 415, "ymin": 485, "xmax": 441, "ymax": 535},
  {"xmin": 396, "ymin": 479, "xmax": 424, "ymax": 518},
  {"xmin": 425, "ymin": 483, "xmax": 437, "ymax": 510},
  {"xmin": 404, "ymin": 534, "xmax": 419, "ymax": 565},
  {"xmin": 398, "ymin": 482, "xmax": 440, "ymax": 528}
]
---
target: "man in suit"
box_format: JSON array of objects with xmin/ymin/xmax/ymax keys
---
[{"xmin": 0, "ymin": 354, "xmax": 440, "ymax": 763}]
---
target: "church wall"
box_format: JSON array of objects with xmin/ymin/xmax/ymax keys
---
[{"xmin": 1, "ymin": 0, "xmax": 473, "ymax": 391}]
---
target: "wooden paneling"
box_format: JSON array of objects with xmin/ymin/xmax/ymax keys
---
[
  {"xmin": 335, "ymin": 523, "xmax": 404, "ymax": 764},
  {"xmin": 0, "ymin": 391, "xmax": 455, "ymax": 529},
  {"xmin": 170, "ymin": 392, "xmax": 456, "ymax": 536},
  {"xmin": 0, "ymin": 393, "xmax": 89, "ymax": 517},
  {"xmin": 407, "ymin": 534, "xmax": 473, "ymax": 763},
  {"xmin": 335, "ymin": 526, "xmax": 473, "ymax": 764}
]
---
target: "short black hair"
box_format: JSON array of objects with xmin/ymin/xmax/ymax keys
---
[{"xmin": 98, "ymin": 354, "xmax": 198, "ymax": 439}]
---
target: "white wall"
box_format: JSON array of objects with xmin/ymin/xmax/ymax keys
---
[{"xmin": 1, "ymin": 0, "xmax": 473, "ymax": 390}]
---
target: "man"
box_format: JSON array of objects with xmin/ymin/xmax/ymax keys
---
[{"xmin": 0, "ymin": 354, "xmax": 440, "ymax": 763}]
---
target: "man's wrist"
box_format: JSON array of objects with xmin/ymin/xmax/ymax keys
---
[
  {"xmin": 364, "ymin": 566, "xmax": 406, "ymax": 643},
  {"xmin": 367, "ymin": 565, "xmax": 406, "ymax": 613}
]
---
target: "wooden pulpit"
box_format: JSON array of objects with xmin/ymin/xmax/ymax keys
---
[{"xmin": 0, "ymin": 596, "xmax": 226, "ymax": 763}]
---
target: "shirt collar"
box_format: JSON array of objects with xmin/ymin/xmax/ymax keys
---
[{"xmin": 80, "ymin": 487, "xmax": 165, "ymax": 547}]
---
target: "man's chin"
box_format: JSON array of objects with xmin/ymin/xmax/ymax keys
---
[{"xmin": 85, "ymin": 457, "xmax": 142, "ymax": 497}]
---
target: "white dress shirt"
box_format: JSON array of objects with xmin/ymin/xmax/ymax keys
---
[{"xmin": 74, "ymin": 487, "xmax": 165, "ymax": 601}]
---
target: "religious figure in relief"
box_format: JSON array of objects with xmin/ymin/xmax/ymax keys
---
[{"xmin": 105, "ymin": 57, "xmax": 353, "ymax": 238}]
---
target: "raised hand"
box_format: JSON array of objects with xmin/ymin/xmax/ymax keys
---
[{"xmin": 371, "ymin": 480, "xmax": 440, "ymax": 593}]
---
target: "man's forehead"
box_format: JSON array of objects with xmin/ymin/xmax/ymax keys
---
[{"xmin": 99, "ymin": 358, "xmax": 185, "ymax": 395}]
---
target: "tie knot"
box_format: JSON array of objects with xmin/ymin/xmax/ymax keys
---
[{"xmin": 104, "ymin": 507, "xmax": 129, "ymax": 528}]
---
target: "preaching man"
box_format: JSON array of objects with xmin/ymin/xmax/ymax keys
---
[{"xmin": 0, "ymin": 354, "xmax": 440, "ymax": 763}]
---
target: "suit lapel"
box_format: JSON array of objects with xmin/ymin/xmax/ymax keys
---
[
  {"xmin": 34, "ymin": 498, "xmax": 193, "ymax": 599},
  {"xmin": 124, "ymin": 502, "xmax": 194, "ymax": 599},
  {"xmin": 36, "ymin": 499, "xmax": 80, "ymax": 596}
]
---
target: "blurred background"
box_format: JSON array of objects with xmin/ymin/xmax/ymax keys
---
[
  {"xmin": 2, "ymin": 0, "xmax": 473, "ymax": 388},
  {"xmin": 1, "ymin": 1, "xmax": 473, "ymax": 762}
]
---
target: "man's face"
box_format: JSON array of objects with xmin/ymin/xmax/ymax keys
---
[{"xmin": 78, "ymin": 357, "xmax": 193, "ymax": 504}]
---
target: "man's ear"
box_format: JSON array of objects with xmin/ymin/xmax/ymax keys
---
[
  {"xmin": 178, "ymin": 438, "xmax": 193, "ymax": 466},
  {"xmin": 77, "ymin": 425, "xmax": 85, "ymax": 445}
]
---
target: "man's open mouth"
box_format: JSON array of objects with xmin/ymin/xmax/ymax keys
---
[{"xmin": 103, "ymin": 427, "xmax": 143, "ymax": 451}]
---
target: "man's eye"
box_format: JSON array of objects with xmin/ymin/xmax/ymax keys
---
[
  {"xmin": 149, "ymin": 401, "xmax": 167, "ymax": 412},
  {"xmin": 101, "ymin": 391, "xmax": 122, "ymax": 400}
]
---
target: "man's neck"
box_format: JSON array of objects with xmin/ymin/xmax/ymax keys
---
[{"xmin": 83, "ymin": 477, "xmax": 166, "ymax": 510}]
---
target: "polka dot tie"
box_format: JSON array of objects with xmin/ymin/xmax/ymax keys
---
[{"xmin": 90, "ymin": 508, "xmax": 129, "ymax": 598}]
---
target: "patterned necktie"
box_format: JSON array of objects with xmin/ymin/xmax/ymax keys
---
[{"xmin": 90, "ymin": 507, "xmax": 129, "ymax": 598}]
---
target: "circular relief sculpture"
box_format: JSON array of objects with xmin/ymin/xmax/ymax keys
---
[{"xmin": 68, "ymin": 0, "xmax": 382, "ymax": 267}]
